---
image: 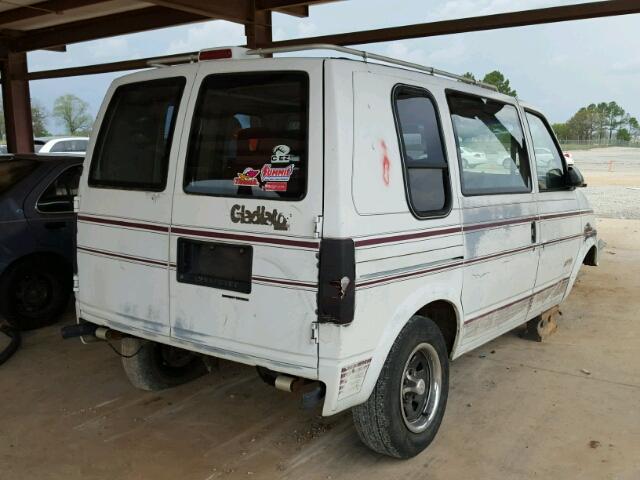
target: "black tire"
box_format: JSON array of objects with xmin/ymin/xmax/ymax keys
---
[
  {"xmin": 121, "ymin": 337, "xmax": 208, "ymax": 391},
  {"xmin": 352, "ymin": 315, "xmax": 449, "ymax": 458},
  {"xmin": 0, "ymin": 256, "xmax": 71, "ymax": 331}
]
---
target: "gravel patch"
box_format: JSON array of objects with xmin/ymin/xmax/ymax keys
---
[{"xmin": 584, "ymin": 186, "xmax": 640, "ymax": 219}]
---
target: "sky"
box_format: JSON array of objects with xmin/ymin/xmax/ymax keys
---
[{"xmin": 26, "ymin": 0, "xmax": 640, "ymax": 134}]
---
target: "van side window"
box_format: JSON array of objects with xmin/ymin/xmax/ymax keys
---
[
  {"xmin": 448, "ymin": 93, "xmax": 531, "ymax": 196},
  {"xmin": 183, "ymin": 72, "xmax": 308, "ymax": 200},
  {"xmin": 393, "ymin": 87, "xmax": 450, "ymax": 217},
  {"xmin": 526, "ymin": 112, "xmax": 566, "ymax": 191},
  {"xmin": 89, "ymin": 77, "xmax": 185, "ymax": 191}
]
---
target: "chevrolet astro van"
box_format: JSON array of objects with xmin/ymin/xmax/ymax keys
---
[{"xmin": 67, "ymin": 45, "xmax": 599, "ymax": 458}]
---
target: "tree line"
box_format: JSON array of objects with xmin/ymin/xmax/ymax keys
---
[
  {"xmin": 463, "ymin": 70, "xmax": 638, "ymax": 143},
  {"xmin": 0, "ymin": 94, "xmax": 93, "ymax": 140},
  {"xmin": 552, "ymin": 102, "xmax": 639, "ymax": 142}
]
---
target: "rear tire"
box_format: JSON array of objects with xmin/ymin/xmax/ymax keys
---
[
  {"xmin": 352, "ymin": 315, "xmax": 449, "ymax": 458},
  {"xmin": 0, "ymin": 256, "xmax": 71, "ymax": 331},
  {"xmin": 121, "ymin": 338, "xmax": 207, "ymax": 391}
]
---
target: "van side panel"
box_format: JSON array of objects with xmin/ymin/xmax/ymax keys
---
[{"xmin": 319, "ymin": 62, "xmax": 464, "ymax": 415}]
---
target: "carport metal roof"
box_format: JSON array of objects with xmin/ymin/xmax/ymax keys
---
[{"xmin": 0, "ymin": 0, "xmax": 639, "ymax": 153}]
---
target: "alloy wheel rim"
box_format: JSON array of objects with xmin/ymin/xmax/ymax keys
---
[{"xmin": 400, "ymin": 342, "xmax": 442, "ymax": 433}]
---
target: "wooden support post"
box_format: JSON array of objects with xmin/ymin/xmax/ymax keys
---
[
  {"xmin": 245, "ymin": 1, "xmax": 272, "ymax": 49},
  {"xmin": 1, "ymin": 52, "xmax": 34, "ymax": 153}
]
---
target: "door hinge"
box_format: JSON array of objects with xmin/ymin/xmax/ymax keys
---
[
  {"xmin": 313, "ymin": 215, "xmax": 323, "ymax": 238},
  {"xmin": 73, "ymin": 196, "xmax": 80, "ymax": 213},
  {"xmin": 311, "ymin": 322, "xmax": 319, "ymax": 344},
  {"xmin": 73, "ymin": 274, "xmax": 79, "ymax": 293}
]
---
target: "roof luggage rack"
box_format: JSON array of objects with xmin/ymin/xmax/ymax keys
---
[{"xmin": 246, "ymin": 43, "xmax": 498, "ymax": 91}]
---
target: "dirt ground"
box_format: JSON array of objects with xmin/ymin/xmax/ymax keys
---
[
  {"xmin": 2, "ymin": 148, "xmax": 640, "ymax": 479},
  {"xmin": 0, "ymin": 216, "xmax": 638, "ymax": 479}
]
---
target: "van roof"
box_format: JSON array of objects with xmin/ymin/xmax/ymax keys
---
[
  {"xmin": 149, "ymin": 43, "xmax": 499, "ymax": 93},
  {"xmin": 123, "ymin": 43, "xmax": 535, "ymax": 110}
]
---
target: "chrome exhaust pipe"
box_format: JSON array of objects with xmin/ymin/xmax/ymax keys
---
[{"xmin": 274, "ymin": 375, "xmax": 298, "ymax": 392}]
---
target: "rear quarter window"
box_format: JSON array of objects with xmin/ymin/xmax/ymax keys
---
[
  {"xmin": 183, "ymin": 72, "xmax": 309, "ymax": 200},
  {"xmin": 393, "ymin": 85, "xmax": 450, "ymax": 217},
  {"xmin": 89, "ymin": 77, "xmax": 185, "ymax": 191}
]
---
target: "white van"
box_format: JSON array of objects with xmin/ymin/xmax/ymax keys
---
[{"xmin": 69, "ymin": 45, "xmax": 599, "ymax": 458}]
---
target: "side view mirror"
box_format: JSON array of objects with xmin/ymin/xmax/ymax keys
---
[{"xmin": 566, "ymin": 166, "xmax": 586, "ymax": 188}]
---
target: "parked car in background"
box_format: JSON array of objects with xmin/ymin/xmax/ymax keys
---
[
  {"xmin": 563, "ymin": 151, "xmax": 575, "ymax": 166},
  {"xmin": 534, "ymin": 147, "xmax": 555, "ymax": 164},
  {"xmin": 0, "ymin": 155, "xmax": 82, "ymax": 330},
  {"xmin": 459, "ymin": 146, "xmax": 487, "ymax": 167},
  {"xmin": 35, "ymin": 137, "xmax": 89, "ymax": 156}
]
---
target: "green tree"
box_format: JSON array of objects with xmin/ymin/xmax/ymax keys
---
[
  {"xmin": 31, "ymin": 100, "xmax": 51, "ymax": 137},
  {"xmin": 482, "ymin": 70, "xmax": 517, "ymax": 96},
  {"xmin": 616, "ymin": 128, "xmax": 631, "ymax": 142},
  {"xmin": 552, "ymin": 122, "xmax": 570, "ymax": 141},
  {"xmin": 462, "ymin": 72, "xmax": 476, "ymax": 81},
  {"xmin": 565, "ymin": 107, "xmax": 594, "ymax": 140},
  {"xmin": 628, "ymin": 117, "xmax": 639, "ymax": 140},
  {"xmin": 53, "ymin": 94, "xmax": 93, "ymax": 135},
  {"xmin": 604, "ymin": 101, "xmax": 626, "ymax": 140}
]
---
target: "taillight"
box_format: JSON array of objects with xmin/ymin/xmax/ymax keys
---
[
  {"xmin": 199, "ymin": 49, "xmax": 233, "ymax": 61},
  {"xmin": 317, "ymin": 239, "xmax": 356, "ymax": 325}
]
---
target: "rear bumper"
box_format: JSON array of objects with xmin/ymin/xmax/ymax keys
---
[{"xmin": 75, "ymin": 301, "xmax": 318, "ymax": 380}]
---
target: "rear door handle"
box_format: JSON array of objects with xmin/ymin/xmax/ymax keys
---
[{"xmin": 45, "ymin": 221, "xmax": 67, "ymax": 230}]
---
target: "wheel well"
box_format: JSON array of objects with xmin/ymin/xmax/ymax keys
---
[
  {"xmin": 415, "ymin": 300, "xmax": 458, "ymax": 354},
  {"xmin": 2, "ymin": 251, "xmax": 71, "ymax": 279},
  {"xmin": 583, "ymin": 245, "xmax": 598, "ymax": 266}
]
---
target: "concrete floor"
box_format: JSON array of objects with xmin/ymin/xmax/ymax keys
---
[{"xmin": 1, "ymin": 217, "xmax": 639, "ymax": 480}]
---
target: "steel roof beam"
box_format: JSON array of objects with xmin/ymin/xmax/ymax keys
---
[
  {"xmin": 6, "ymin": 6, "xmax": 206, "ymax": 52},
  {"xmin": 145, "ymin": 0, "xmax": 251, "ymax": 24},
  {"xmin": 0, "ymin": 0, "xmax": 113, "ymax": 27},
  {"xmin": 260, "ymin": 0, "xmax": 640, "ymax": 48}
]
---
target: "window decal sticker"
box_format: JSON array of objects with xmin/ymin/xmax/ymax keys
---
[
  {"xmin": 260, "ymin": 164, "xmax": 294, "ymax": 183},
  {"xmin": 233, "ymin": 167, "xmax": 260, "ymax": 187},
  {"xmin": 271, "ymin": 144, "xmax": 298, "ymax": 163},
  {"xmin": 230, "ymin": 204, "xmax": 290, "ymax": 231},
  {"xmin": 263, "ymin": 182, "xmax": 288, "ymax": 192}
]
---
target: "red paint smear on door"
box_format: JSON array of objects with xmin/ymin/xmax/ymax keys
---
[{"xmin": 380, "ymin": 140, "xmax": 390, "ymax": 186}]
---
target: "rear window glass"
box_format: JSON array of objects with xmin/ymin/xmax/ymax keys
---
[
  {"xmin": 89, "ymin": 77, "xmax": 185, "ymax": 191},
  {"xmin": 183, "ymin": 72, "xmax": 308, "ymax": 200},
  {"xmin": 0, "ymin": 159, "xmax": 38, "ymax": 195}
]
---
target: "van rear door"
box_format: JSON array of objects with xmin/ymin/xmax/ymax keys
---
[
  {"xmin": 77, "ymin": 70, "xmax": 194, "ymax": 336},
  {"xmin": 169, "ymin": 60, "xmax": 323, "ymax": 375}
]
